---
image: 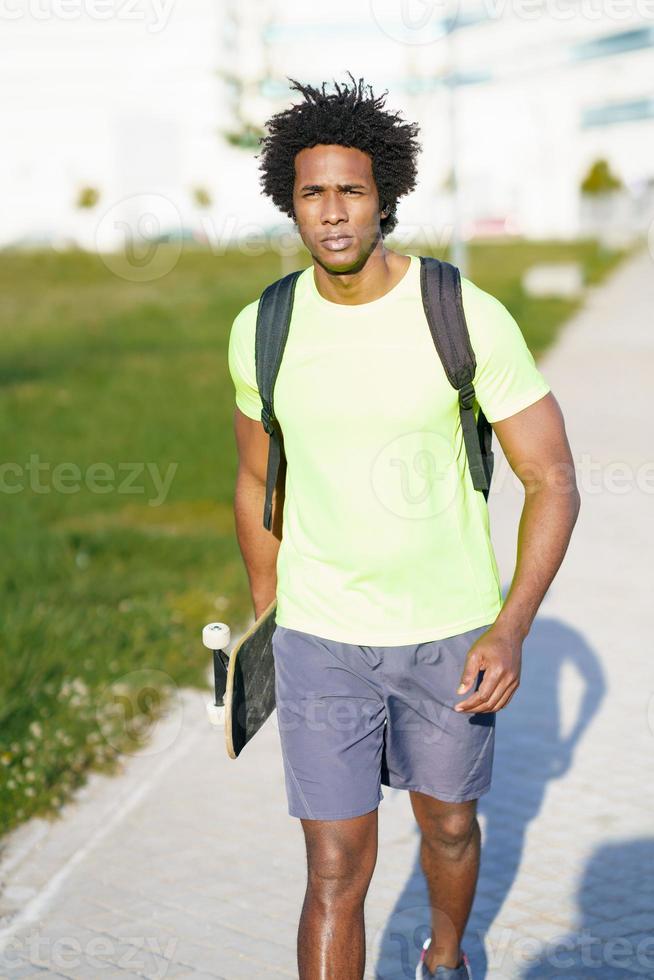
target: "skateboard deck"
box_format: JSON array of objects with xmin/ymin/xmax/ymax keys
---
[
  {"xmin": 204, "ymin": 598, "xmax": 277, "ymax": 759},
  {"xmin": 225, "ymin": 597, "xmax": 277, "ymax": 758}
]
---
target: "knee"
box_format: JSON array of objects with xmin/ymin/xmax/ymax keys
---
[
  {"xmin": 307, "ymin": 850, "xmax": 375, "ymax": 905},
  {"xmin": 423, "ymin": 811, "xmax": 478, "ymax": 854}
]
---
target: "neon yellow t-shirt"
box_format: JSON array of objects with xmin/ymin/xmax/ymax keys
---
[{"xmin": 228, "ymin": 254, "xmax": 550, "ymax": 645}]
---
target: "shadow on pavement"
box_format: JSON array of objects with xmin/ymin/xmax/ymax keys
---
[
  {"xmin": 373, "ymin": 615, "xmax": 606, "ymax": 979},
  {"xmin": 521, "ymin": 837, "xmax": 654, "ymax": 978}
]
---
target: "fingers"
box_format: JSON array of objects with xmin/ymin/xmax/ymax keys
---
[
  {"xmin": 455, "ymin": 669, "xmax": 519, "ymax": 713},
  {"xmin": 456, "ymin": 651, "xmax": 481, "ymax": 694},
  {"xmin": 489, "ymin": 682, "xmax": 518, "ymax": 712},
  {"xmin": 455, "ymin": 668, "xmax": 496, "ymax": 710}
]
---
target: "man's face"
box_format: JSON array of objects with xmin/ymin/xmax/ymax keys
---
[{"xmin": 292, "ymin": 144, "xmax": 384, "ymax": 272}]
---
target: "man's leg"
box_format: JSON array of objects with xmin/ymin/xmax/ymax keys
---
[
  {"xmin": 409, "ymin": 792, "xmax": 480, "ymax": 974},
  {"xmin": 297, "ymin": 808, "xmax": 379, "ymax": 980}
]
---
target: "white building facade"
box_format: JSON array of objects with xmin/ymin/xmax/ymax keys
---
[{"xmin": 2, "ymin": 1, "xmax": 652, "ymax": 250}]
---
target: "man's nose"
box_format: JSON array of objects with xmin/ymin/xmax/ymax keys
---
[{"xmin": 321, "ymin": 192, "xmax": 348, "ymax": 224}]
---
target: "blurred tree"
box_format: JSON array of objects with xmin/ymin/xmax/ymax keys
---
[
  {"xmin": 441, "ymin": 169, "xmax": 456, "ymax": 193},
  {"xmin": 580, "ymin": 159, "xmax": 623, "ymax": 196},
  {"xmin": 216, "ymin": 1, "xmax": 276, "ymax": 151},
  {"xmin": 76, "ymin": 186, "xmax": 100, "ymax": 209},
  {"xmin": 192, "ymin": 186, "xmax": 212, "ymax": 208}
]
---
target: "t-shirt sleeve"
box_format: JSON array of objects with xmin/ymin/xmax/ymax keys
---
[
  {"xmin": 461, "ymin": 277, "xmax": 551, "ymax": 424},
  {"xmin": 227, "ymin": 301, "xmax": 263, "ymax": 421}
]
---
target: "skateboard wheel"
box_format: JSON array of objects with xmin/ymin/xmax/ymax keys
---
[
  {"xmin": 206, "ymin": 701, "xmax": 226, "ymax": 726},
  {"xmin": 202, "ymin": 622, "xmax": 231, "ymax": 651}
]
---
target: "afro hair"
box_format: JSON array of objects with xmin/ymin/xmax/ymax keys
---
[{"xmin": 256, "ymin": 71, "xmax": 422, "ymax": 237}]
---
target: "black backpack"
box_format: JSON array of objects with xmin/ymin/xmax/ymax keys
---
[{"xmin": 254, "ymin": 255, "xmax": 494, "ymax": 531}]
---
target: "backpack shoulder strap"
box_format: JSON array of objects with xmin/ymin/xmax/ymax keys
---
[
  {"xmin": 419, "ymin": 255, "xmax": 494, "ymax": 499},
  {"xmin": 255, "ymin": 268, "xmax": 303, "ymax": 531}
]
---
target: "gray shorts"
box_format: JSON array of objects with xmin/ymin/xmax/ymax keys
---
[{"xmin": 271, "ymin": 623, "xmax": 496, "ymax": 821}]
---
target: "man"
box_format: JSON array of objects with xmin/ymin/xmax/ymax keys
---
[{"xmin": 227, "ymin": 73, "xmax": 580, "ymax": 980}]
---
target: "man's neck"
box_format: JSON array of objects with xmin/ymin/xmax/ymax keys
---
[{"xmin": 312, "ymin": 249, "xmax": 411, "ymax": 306}]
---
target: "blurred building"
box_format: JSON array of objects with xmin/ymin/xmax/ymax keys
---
[
  {"xmin": 2, "ymin": 0, "xmax": 653, "ymax": 251},
  {"xmin": 2, "ymin": 0, "xmax": 223, "ymax": 251}
]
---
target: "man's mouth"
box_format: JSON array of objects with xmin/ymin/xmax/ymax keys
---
[{"xmin": 321, "ymin": 235, "xmax": 353, "ymax": 252}]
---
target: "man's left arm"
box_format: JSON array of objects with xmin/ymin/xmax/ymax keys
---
[{"xmin": 455, "ymin": 390, "xmax": 581, "ymax": 713}]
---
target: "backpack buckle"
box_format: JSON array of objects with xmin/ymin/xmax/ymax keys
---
[
  {"xmin": 261, "ymin": 405, "xmax": 276, "ymax": 435},
  {"xmin": 458, "ymin": 381, "xmax": 476, "ymax": 410}
]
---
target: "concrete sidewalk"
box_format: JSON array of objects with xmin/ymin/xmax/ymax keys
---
[{"xmin": 1, "ymin": 245, "xmax": 653, "ymax": 979}]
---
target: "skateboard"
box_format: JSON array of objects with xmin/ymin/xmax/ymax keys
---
[{"xmin": 202, "ymin": 597, "xmax": 277, "ymax": 759}]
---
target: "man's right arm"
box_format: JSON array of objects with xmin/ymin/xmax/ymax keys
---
[{"xmin": 233, "ymin": 406, "xmax": 284, "ymax": 620}]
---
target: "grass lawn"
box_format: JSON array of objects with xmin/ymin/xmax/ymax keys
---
[{"xmin": 0, "ymin": 238, "xmax": 629, "ymax": 834}]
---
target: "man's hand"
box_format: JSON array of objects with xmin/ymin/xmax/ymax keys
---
[{"xmin": 454, "ymin": 624, "xmax": 523, "ymax": 713}]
